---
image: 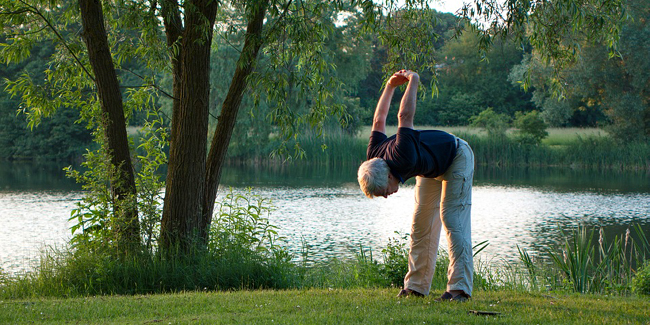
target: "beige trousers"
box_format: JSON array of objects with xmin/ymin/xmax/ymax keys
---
[{"xmin": 403, "ymin": 138, "xmax": 474, "ymax": 296}]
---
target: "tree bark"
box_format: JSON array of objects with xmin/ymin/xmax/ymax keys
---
[
  {"xmin": 160, "ymin": 0, "xmax": 219, "ymax": 253},
  {"xmin": 160, "ymin": 0, "xmax": 183, "ymax": 149},
  {"xmin": 201, "ymin": 1, "xmax": 269, "ymax": 244},
  {"xmin": 78, "ymin": 0, "xmax": 139, "ymax": 251}
]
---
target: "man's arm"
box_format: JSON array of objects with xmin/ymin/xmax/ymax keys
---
[
  {"xmin": 397, "ymin": 71, "xmax": 419, "ymax": 130},
  {"xmin": 371, "ymin": 70, "xmax": 410, "ymax": 134},
  {"xmin": 371, "ymin": 86, "xmax": 395, "ymax": 134}
]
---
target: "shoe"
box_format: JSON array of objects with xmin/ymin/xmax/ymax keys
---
[
  {"xmin": 434, "ymin": 291, "xmax": 471, "ymax": 302},
  {"xmin": 434, "ymin": 291, "xmax": 453, "ymax": 302},
  {"xmin": 396, "ymin": 288, "xmax": 424, "ymax": 298},
  {"xmin": 451, "ymin": 292, "xmax": 471, "ymax": 302}
]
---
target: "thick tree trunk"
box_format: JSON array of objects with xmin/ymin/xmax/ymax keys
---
[
  {"xmin": 201, "ymin": 2, "xmax": 269, "ymax": 244},
  {"xmin": 160, "ymin": 0, "xmax": 219, "ymax": 253},
  {"xmin": 78, "ymin": 0, "xmax": 139, "ymax": 251}
]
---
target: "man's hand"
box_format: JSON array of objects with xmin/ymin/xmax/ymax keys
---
[
  {"xmin": 395, "ymin": 70, "xmax": 419, "ymax": 129},
  {"xmin": 388, "ymin": 70, "xmax": 419, "ymax": 87}
]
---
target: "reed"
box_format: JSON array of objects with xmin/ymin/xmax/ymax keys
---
[
  {"xmin": 449, "ymin": 132, "xmax": 650, "ymax": 170},
  {"xmin": 227, "ymin": 126, "xmax": 649, "ymax": 171},
  {"xmin": 517, "ymin": 224, "xmax": 650, "ymax": 295}
]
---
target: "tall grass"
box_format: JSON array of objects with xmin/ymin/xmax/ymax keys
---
[
  {"xmin": 228, "ymin": 127, "xmax": 649, "ymax": 171},
  {"xmin": 517, "ymin": 224, "xmax": 650, "ymax": 294},
  {"xmin": 0, "ymin": 189, "xmax": 299, "ymax": 298},
  {"xmin": 296, "ymin": 131, "xmax": 366, "ymax": 165},
  {"xmin": 442, "ymin": 132, "xmax": 650, "ymax": 170}
]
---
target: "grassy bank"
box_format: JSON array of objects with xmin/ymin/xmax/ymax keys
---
[
  {"xmin": 288, "ymin": 126, "xmax": 648, "ymax": 170},
  {"xmin": 2, "ymin": 288, "xmax": 649, "ymax": 324}
]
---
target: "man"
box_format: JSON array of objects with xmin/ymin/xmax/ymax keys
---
[{"xmin": 357, "ymin": 69, "xmax": 474, "ymax": 302}]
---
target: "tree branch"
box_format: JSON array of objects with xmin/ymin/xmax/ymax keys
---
[
  {"xmin": 119, "ymin": 67, "xmax": 177, "ymax": 100},
  {"xmin": 263, "ymin": 0, "xmax": 293, "ymax": 39},
  {"xmin": 16, "ymin": 0, "xmax": 95, "ymax": 82}
]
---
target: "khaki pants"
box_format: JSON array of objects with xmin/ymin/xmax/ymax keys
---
[{"xmin": 403, "ymin": 138, "xmax": 474, "ymax": 296}]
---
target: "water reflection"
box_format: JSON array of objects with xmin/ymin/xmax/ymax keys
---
[
  {"xmin": 0, "ymin": 160, "xmax": 648, "ymax": 275},
  {"xmin": 220, "ymin": 162, "xmax": 650, "ymax": 194},
  {"xmin": 0, "ymin": 160, "xmax": 80, "ymax": 191},
  {"xmin": 0, "ymin": 190, "xmax": 79, "ymax": 275},
  {"xmin": 229, "ymin": 184, "xmax": 649, "ymax": 266}
]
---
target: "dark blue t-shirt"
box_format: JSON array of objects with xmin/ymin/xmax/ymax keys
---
[{"xmin": 366, "ymin": 127, "xmax": 457, "ymax": 182}]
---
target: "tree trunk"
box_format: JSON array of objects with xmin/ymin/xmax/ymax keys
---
[
  {"xmin": 78, "ymin": 0, "xmax": 139, "ymax": 251},
  {"xmin": 160, "ymin": 0, "xmax": 183, "ymax": 150},
  {"xmin": 201, "ymin": 1, "xmax": 269, "ymax": 244},
  {"xmin": 160, "ymin": 0, "xmax": 219, "ymax": 253}
]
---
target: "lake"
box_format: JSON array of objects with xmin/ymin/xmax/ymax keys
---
[{"xmin": 1, "ymin": 160, "xmax": 649, "ymax": 276}]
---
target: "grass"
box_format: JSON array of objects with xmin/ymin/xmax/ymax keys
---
[
  {"xmin": 213, "ymin": 125, "xmax": 650, "ymax": 170},
  {"xmin": 357, "ymin": 126, "xmax": 609, "ymax": 145},
  {"xmin": 2, "ymin": 288, "xmax": 649, "ymax": 324},
  {"xmin": 541, "ymin": 127, "xmax": 608, "ymax": 146}
]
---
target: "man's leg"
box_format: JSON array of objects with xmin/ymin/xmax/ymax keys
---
[
  {"xmin": 439, "ymin": 139, "xmax": 474, "ymax": 297},
  {"xmin": 403, "ymin": 176, "xmax": 443, "ymax": 296}
]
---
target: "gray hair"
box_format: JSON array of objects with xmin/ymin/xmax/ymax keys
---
[{"xmin": 357, "ymin": 158, "xmax": 389, "ymax": 198}]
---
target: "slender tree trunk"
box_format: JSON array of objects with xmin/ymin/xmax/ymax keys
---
[
  {"xmin": 160, "ymin": 0, "xmax": 183, "ymax": 150},
  {"xmin": 78, "ymin": 0, "xmax": 139, "ymax": 251},
  {"xmin": 160, "ymin": 0, "xmax": 218, "ymax": 253},
  {"xmin": 201, "ymin": 1, "xmax": 269, "ymax": 244}
]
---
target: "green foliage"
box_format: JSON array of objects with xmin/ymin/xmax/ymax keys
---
[
  {"xmin": 0, "ymin": 188, "xmax": 297, "ymax": 298},
  {"xmin": 469, "ymin": 107, "xmax": 510, "ymax": 138},
  {"xmin": 133, "ymin": 110, "xmax": 168, "ymax": 253},
  {"xmin": 0, "ymin": 39, "xmax": 92, "ymax": 160},
  {"xmin": 437, "ymin": 32, "xmax": 533, "ymax": 121},
  {"xmin": 210, "ymin": 188, "xmax": 284, "ymax": 258},
  {"xmin": 64, "ymin": 104, "xmax": 166, "ymax": 255},
  {"xmin": 513, "ymin": 110, "xmax": 548, "ymax": 145},
  {"xmin": 509, "ymin": 0, "xmax": 648, "ymax": 141},
  {"xmin": 545, "ymin": 226, "xmax": 595, "ymax": 293},
  {"xmin": 632, "ymin": 261, "xmax": 650, "ymax": 295},
  {"xmin": 64, "ymin": 127, "xmax": 119, "ymax": 252},
  {"xmin": 379, "ymin": 232, "xmax": 410, "ymax": 287},
  {"xmin": 453, "ymin": 131, "xmax": 650, "ymax": 170},
  {"xmin": 461, "ymin": 0, "xmax": 628, "ymax": 92}
]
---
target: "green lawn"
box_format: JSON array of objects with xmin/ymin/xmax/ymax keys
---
[{"xmin": 2, "ymin": 288, "xmax": 648, "ymax": 324}]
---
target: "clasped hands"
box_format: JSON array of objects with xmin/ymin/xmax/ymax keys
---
[{"xmin": 387, "ymin": 69, "xmax": 419, "ymax": 88}]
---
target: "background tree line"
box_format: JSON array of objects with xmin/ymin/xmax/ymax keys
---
[{"xmin": 2, "ymin": 0, "xmax": 647, "ymax": 163}]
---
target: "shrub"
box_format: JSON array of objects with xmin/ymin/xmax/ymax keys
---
[
  {"xmin": 513, "ymin": 110, "xmax": 548, "ymax": 145},
  {"xmin": 469, "ymin": 107, "xmax": 511, "ymax": 138},
  {"xmin": 632, "ymin": 261, "xmax": 650, "ymax": 295},
  {"xmin": 380, "ymin": 232, "xmax": 410, "ymax": 287}
]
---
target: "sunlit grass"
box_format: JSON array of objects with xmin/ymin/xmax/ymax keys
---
[
  {"xmin": 358, "ymin": 125, "xmax": 608, "ymax": 145},
  {"xmin": 542, "ymin": 127, "xmax": 608, "ymax": 146},
  {"xmin": 2, "ymin": 288, "xmax": 649, "ymax": 324}
]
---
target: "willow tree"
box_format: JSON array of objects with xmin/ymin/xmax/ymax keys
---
[{"xmin": 0, "ymin": 0, "xmax": 628, "ymax": 255}]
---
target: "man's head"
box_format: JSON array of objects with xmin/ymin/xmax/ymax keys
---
[{"xmin": 357, "ymin": 158, "xmax": 400, "ymax": 198}]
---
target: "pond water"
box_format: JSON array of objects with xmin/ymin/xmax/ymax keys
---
[{"xmin": 1, "ymin": 160, "xmax": 649, "ymax": 275}]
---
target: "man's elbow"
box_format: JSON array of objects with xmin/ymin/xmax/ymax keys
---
[
  {"xmin": 398, "ymin": 112, "xmax": 415, "ymax": 125},
  {"xmin": 373, "ymin": 116, "xmax": 387, "ymax": 127}
]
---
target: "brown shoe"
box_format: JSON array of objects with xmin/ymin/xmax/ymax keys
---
[{"xmin": 397, "ymin": 288, "xmax": 424, "ymax": 298}]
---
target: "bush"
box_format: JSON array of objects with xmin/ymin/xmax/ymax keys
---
[
  {"xmin": 632, "ymin": 261, "xmax": 650, "ymax": 295},
  {"xmin": 513, "ymin": 110, "xmax": 548, "ymax": 145},
  {"xmin": 380, "ymin": 232, "xmax": 410, "ymax": 287},
  {"xmin": 469, "ymin": 107, "xmax": 511, "ymax": 138}
]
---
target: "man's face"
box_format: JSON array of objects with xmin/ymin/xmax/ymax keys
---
[{"xmin": 375, "ymin": 173, "xmax": 400, "ymax": 198}]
